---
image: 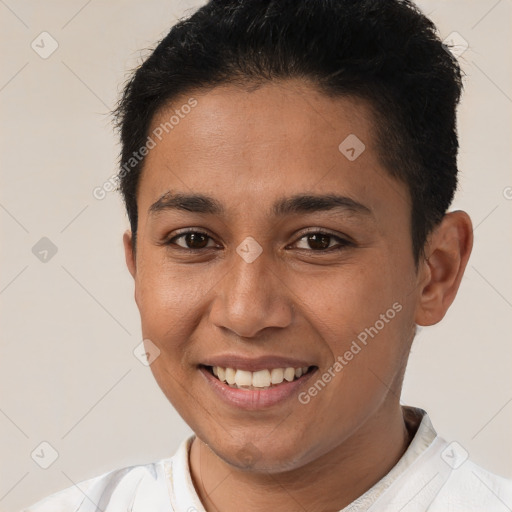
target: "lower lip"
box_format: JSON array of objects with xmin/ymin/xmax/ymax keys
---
[{"xmin": 199, "ymin": 366, "xmax": 317, "ymax": 410}]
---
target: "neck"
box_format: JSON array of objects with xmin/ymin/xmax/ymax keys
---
[{"xmin": 189, "ymin": 403, "xmax": 414, "ymax": 512}]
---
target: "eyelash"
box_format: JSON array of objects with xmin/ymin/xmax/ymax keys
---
[{"xmin": 164, "ymin": 229, "xmax": 353, "ymax": 253}]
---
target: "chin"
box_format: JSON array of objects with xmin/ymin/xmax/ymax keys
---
[{"xmin": 204, "ymin": 432, "xmax": 312, "ymax": 473}]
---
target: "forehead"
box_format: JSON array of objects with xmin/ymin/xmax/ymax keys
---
[
  {"xmin": 137, "ymin": 79, "xmax": 409, "ymax": 221},
  {"xmin": 148, "ymin": 79, "xmax": 377, "ymax": 159}
]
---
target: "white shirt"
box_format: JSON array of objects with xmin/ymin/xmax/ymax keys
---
[{"xmin": 22, "ymin": 406, "xmax": 512, "ymax": 511}]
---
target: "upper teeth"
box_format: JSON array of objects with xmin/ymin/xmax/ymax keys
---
[{"xmin": 212, "ymin": 366, "xmax": 309, "ymax": 388}]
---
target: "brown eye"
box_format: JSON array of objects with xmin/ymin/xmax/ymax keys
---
[
  {"xmin": 306, "ymin": 233, "xmax": 331, "ymax": 250},
  {"xmin": 293, "ymin": 231, "xmax": 351, "ymax": 251},
  {"xmin": 169, "ymin": 231, "xmax": 215, "ymax": 250}
]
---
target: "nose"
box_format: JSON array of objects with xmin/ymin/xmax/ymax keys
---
[{"xmin": 208, "ymin": 245, "xmax": 294, "ymax": 339}]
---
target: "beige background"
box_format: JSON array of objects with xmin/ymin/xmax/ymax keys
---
[{"xmin": 0, "ymin": 0, "xmax": 510, "ymax": 510}]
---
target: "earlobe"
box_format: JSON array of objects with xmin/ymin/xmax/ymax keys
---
[
  {"xmin": 415, "ymin": 211, "xmax": 473, "ymax": 326},
  {"xmin": 123, "ymin": 230, "xmax": 136, "ymax": 279}
]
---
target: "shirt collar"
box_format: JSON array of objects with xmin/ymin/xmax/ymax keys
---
[{"xmin": 163, "ymin": 406, "xmax": 438, "ymax": 512}]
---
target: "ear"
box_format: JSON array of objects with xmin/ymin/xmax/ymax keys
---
[
  {"xmin": 123, "ymin": 230, "xmax": 136, "ymax": 279},
  {"xmin": 415, "ymin": 211, "xmax": 473, "ymax": 326}
]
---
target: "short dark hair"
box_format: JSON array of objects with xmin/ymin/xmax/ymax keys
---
[{"xmin": 114, "ymin": 0, "xmax": 463, "ymax": 263}]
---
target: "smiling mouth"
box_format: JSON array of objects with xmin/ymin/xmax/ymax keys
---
[{"xmin": 202, "ymin": 365, "xmax": 317, "ymax": 390}]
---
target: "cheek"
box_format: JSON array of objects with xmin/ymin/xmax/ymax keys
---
[
  {"xmin": 302, "ymin": 262, "xmax": 413, "ymax": 385},
  {"xmin": 135, "ymin": 251, "xmax": 205, "ymax": 320},
  {"xmin": 301, "ymin": 263, "xmax": 399, "ymax": 338},
  {"xmin": 134, "ymin": 263, "xmax": 200, "ymax": 409},
  {"xmin": 134, "ymin": 258, "xmax": 199, "ymax": 357}
]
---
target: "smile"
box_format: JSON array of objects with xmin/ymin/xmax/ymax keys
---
[
  {"xmin": 206, "ymin": 365, "xmax": 314, "ymax": 389},
  {"xmin": 199, "ymin": 356, "xmax": 318, "ymax": 409}
]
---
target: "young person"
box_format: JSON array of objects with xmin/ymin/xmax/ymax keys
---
[{"xmin": 24, "ymin": 0, "xmax": 512, "ymax": 510}]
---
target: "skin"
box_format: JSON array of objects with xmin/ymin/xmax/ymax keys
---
[{"xmin": 123, "ymin": 79, "xmax": 473, "ymax": 511}]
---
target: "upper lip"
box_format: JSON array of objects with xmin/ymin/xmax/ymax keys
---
[{"xmin": 201, "ymin": 354, "xmax": 315, "ymax": 372}]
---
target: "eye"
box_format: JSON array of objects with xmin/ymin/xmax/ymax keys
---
[
  {"xmin": 166, "ymin": 230, "xmax": 218, "ymax": 250},
  {"xmin": 163, "ymin": 229, "xmax": 351, "ymax": 252},
  {"xmin": 291, "ymin": 231, "xmax": 352, "ymax": 251}
]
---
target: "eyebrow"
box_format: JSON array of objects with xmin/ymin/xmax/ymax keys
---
[{"xmin": 148, "ymin": 191, "xmax": 373, "ymax": 218}]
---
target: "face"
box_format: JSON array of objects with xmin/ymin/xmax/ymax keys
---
[{"xmin": 124, "ymin": 79, "xmax": 425, "ymax": 472}]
